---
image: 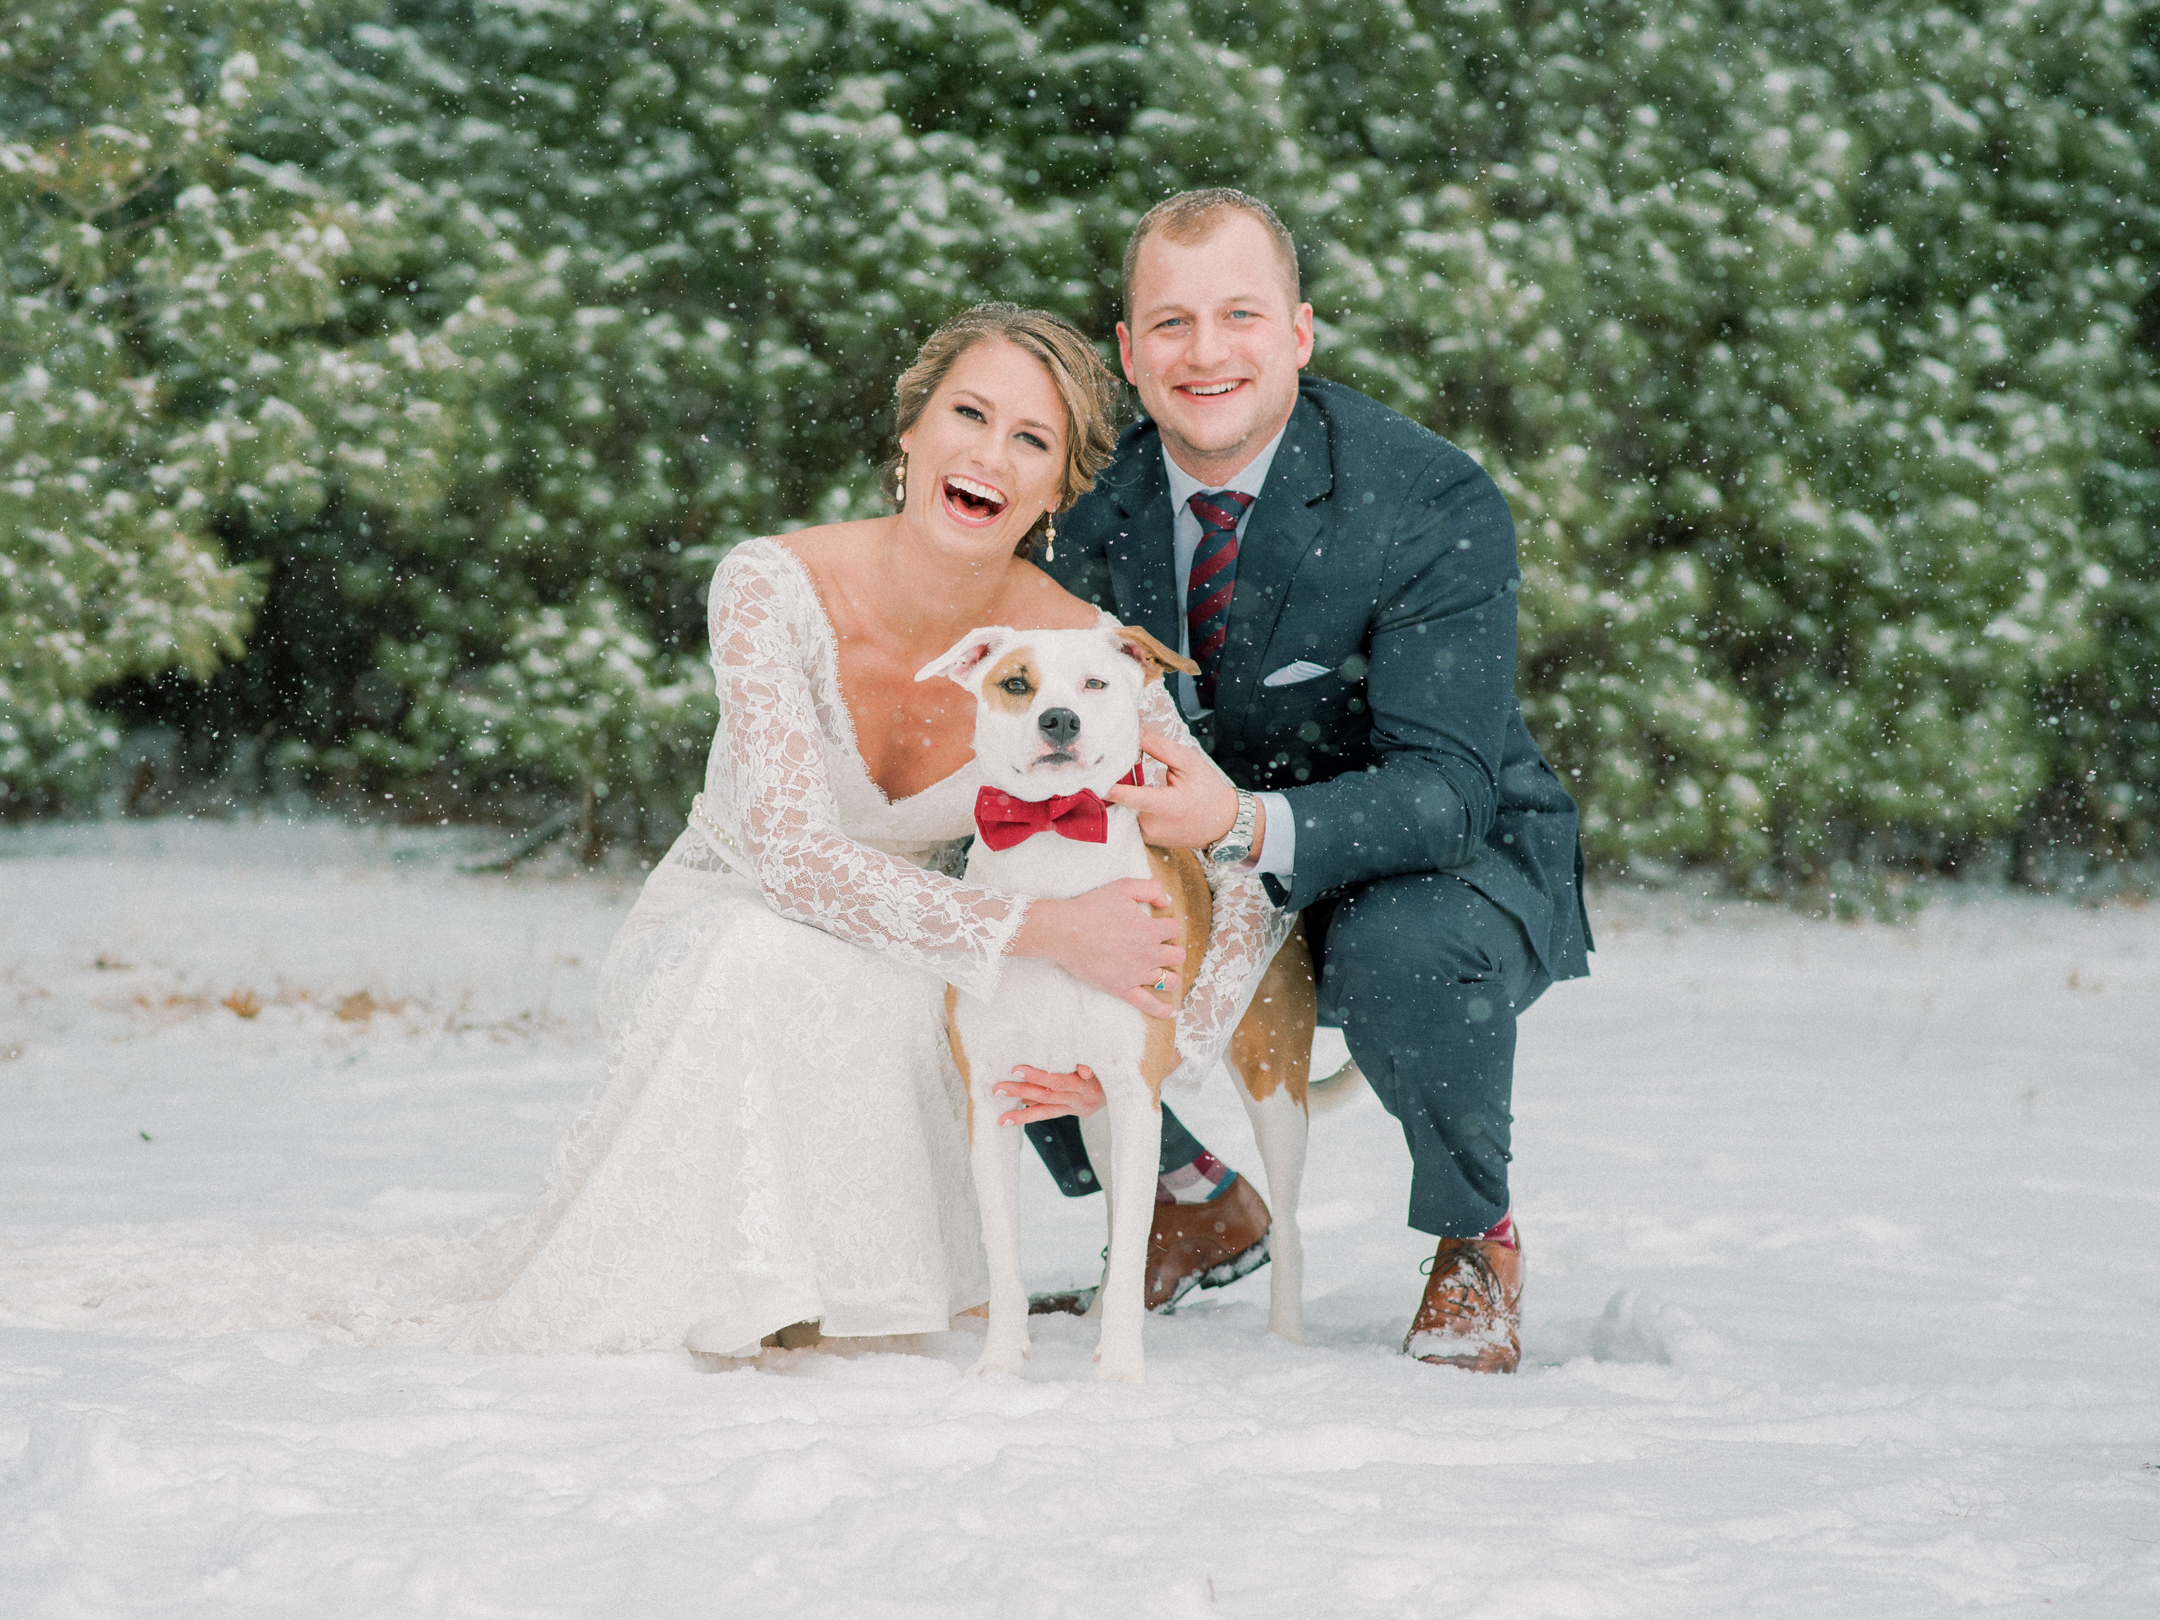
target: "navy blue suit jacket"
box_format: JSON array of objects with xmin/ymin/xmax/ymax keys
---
[{"xmin": 1047, "ymin": 376, "xmax": 1591, "ymax": 980}]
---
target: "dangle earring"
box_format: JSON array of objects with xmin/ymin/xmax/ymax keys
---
[
  {"xmin": 894, "ymin": 454, "xmax": 907, "ymax": 506},
  {"xmin": 1043, "ymin": 509, "xmax": 1056, "ymax": 563}
]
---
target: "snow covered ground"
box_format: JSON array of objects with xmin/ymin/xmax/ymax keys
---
[{"xmin": 2, "ymin": 819, "xmax": 2156, "ymax": 1618}]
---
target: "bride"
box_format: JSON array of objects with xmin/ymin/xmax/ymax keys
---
[{"xmin": 458, "ymin": 304, "xmax": 1290, "ymax": 1358}]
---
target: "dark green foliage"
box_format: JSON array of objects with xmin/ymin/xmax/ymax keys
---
[{"xmin": 6, "ymin": 0, "xmax": 2156, "ymax": 877}]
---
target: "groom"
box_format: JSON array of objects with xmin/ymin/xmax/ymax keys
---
[{"xmin": 1029, "ymin": 189, "xmax": 1592, "ymax": 1371}]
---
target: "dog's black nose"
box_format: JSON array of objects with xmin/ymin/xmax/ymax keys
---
[{"xmin": 1037, "ymin": 707, "xmax": 1081, "ymax": 747}]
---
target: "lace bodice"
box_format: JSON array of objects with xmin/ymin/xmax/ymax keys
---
[{"xmin": 676, "ymin": 537, "xmax": 1291, "ymax": 1084}]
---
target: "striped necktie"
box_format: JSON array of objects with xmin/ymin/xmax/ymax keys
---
[{"xmin": 1186, "ymin": 489, "xmax": 1253, "ymax": 709}]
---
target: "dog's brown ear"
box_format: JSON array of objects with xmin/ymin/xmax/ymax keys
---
[{"xmin": 1115, "ymin": 624, "xmax": 1200, "ymax": 683}]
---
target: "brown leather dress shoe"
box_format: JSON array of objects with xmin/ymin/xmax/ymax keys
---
[
  {"xmin": 1026, "ymin": 1286, "xmax": 1097, "ymax": 1317},
  {"xmin": 1025, "ymin": 1177, "xmax": 1273, "ymax": 1316},
  {"xmin": 1404, "ymin": 1233, "xmax": 1523, "ymax": 1372},
  {"xmin": 1146, "ymin": 1175, "xmax": 1272, "ymax": 1311}
]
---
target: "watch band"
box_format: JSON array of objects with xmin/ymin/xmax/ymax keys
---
[{"xmin": 1206, "ymin": 789, "xmax": 1258, "ymax": 867}]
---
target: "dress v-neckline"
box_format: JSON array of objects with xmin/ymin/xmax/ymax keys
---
[{"xmin": 763, "ymin": 539, "xmax": 975, "ymax": 810}]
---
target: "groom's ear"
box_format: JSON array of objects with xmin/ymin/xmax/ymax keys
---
[
  {"xmin": 1114, "ymin": 624, "xmax": 1199, "ymax": 684},
  {"xmin": 915, "ymin": 627, "xmax": 1016, "ymax": 689}
]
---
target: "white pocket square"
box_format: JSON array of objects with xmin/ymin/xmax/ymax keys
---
[{"xmin": 1261, "ymin": 660, "xmax": 1334, "ymax": 688}]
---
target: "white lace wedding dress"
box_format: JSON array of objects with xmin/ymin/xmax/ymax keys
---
[
  {"xmin": 454, "ymin": 537, "xmax": 1292, "ymax": 1356},
  {"xmin": 0, "ymin": 538, "xmax": 1288, "ymax": 1354}
]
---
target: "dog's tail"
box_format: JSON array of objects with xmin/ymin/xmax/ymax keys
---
[{"xmin": 1305, "ymin": 1057, "xmax": 1368, "ymax": 1116}]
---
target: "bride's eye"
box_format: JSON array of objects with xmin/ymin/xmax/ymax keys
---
[
  {"xmin": 1018, "ymin": 431, "xmax": 1048, "ymax": 451},
  {"xmin": 955, "ymin": 404, "xmax": 984, "ymax": 421}
]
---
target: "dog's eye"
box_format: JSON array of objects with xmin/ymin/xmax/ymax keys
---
[
  {"xmin": 999, "ymin": 676, "xmax": 1031, "ymax": 696},
  {"xmin": 1083, "ymin": 678, "xmax": 1107, "ymax": 690}
]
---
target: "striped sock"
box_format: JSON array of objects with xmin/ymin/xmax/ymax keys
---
[
  {"xmin": 1480, "ymin": 1211, "xmax": 1517, "ymax": 1249},
  {"xmin": 1156, "ymin": 1149, "xmax": 1235, "ymax": 1205}
]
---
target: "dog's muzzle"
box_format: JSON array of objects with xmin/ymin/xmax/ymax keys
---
[{"xmin": 1036, "ymin": 707, "xmax": 1081, "ymax": 748}]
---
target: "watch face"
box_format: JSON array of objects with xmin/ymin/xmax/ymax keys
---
[{"xmin": 1210, "ymin": 792, "xmax": 1255, "ymax": 865}]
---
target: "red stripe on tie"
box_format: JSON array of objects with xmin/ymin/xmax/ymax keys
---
[
  {"xmin": 1188, "ymin": 540, "xmax": 1238, "ymax": 592},
  {"xmin": 1188, "ymin": 581, "xmax": 1234, "ymax": 626},
  {"xmin": 1191, "ymin": 494, "xmax": 1249, "ymax": 530},
  {"xmin": 1186, "ymin": 488, "xmax": 1252, "ymax": 710}
]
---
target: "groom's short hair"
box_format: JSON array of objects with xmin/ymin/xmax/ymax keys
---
[{"xmin": 1122, "ymin": 189, "xmax": 1302, "ymax": 321}]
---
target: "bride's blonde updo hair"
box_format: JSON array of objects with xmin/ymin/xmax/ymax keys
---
[{"xmin": 882, "ymin": 303, "xmax": 1120, "ymax": 557}]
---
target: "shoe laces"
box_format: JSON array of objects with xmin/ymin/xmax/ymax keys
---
[{"xmin": 1420, "ymin": 1243, "xmax": 1507, "ymax": 1313}]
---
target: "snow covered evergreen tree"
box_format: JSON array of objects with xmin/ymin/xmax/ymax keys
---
[
  {"xmin": 1, "ymin": 0, "xmax": 460, "ymax": 808},
  {"xmin": 1201, "ymin": 0, "xmax": 2160, "ymax": 878},
  {"xmin": 10, "ymin": 0, "xmax": 2156, "ymax": 879}
]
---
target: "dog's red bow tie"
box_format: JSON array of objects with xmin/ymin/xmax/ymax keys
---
[{"xmin": 973, "ymin": 763, "xmax": 1146, "ymax": 852}]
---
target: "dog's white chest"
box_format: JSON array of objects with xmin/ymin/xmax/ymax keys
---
[
  {"xmin": 963, "ymin": 811, "xmax": 1150, "ymax": 901},
  {"xmin": 955, "ymin": 810, "xmax": 1152, "ymax": 1064},
  {"xmin": 962, "ymin": 956, "xmax": 1148, "ymax": 1074}
]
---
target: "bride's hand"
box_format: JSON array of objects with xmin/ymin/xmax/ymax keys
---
[
  {"xmin": 993, "ymin": 1064, "xmax": 1106, "ymax": 1126},
  {"xmin": 1013, "ymin": 879, "xmax": 1184, "ymax": 1017}
]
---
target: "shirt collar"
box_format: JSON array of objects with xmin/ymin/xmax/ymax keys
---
[{"xmin": 1160, "ymin": 420, "xmax": 1290, "ymax": 511}]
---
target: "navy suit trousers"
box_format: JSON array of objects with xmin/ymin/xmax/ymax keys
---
[{"xmin": 1025, "ymin": 869, "xmax": 1549, "ymax": 1238}]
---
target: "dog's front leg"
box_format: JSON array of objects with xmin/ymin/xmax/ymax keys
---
[
  {"xmin": 967, "ymin": 1070, "xmax": 1031, "ymax": 1376},
  {"xmin": 1075, "ymin": 1105, "xmax": 1116, "ymax": 1319},
  {"xmin": 1093, "ymin": 1070, "xmax": 1163, "ymax": 1383}
]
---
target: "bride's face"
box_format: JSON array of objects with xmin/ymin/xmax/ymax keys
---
[{"xmin": 898, "ymin": 337, "xmax": 1069, "ymax": 558}]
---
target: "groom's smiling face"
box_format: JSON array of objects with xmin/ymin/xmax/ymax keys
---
[{"xmin": 1118, "ymin": 209, "xmax": 1314, "ymax": 486}]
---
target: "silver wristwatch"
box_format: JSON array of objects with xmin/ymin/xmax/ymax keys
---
[{"xmin": 1206, "ymin": 789, "xmax": 1259, "ymax": 868}]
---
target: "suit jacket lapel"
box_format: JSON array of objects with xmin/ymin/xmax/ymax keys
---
[
  {"xmin": 1216, "ymin": 394, "xmax": 1331, "ymax": 725},
  {"xmin": 1102, "ymin": 447, "xmax": 1180, "ymax": 649}
]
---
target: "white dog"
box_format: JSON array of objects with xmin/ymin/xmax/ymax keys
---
[{"xmin": 917, "ymin": 621, "xmax": 1317, "ymax": 1382}]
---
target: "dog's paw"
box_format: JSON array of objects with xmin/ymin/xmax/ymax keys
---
[
  {"xmin": 1092, "ymin": 1348, "xmax": 1146, "ymax": 1384},
  {"xmin": 968, "ymin": 1340, "xmax": 1030, "ymax": 1377}
]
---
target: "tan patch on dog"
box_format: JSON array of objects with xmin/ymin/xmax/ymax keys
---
[
  {"xmin": 1141, "ymin": 1016, "xmax": 1176, "ymax": 1106},
  {"xmin": 1141, "ymin": 844, "xmax": 1215, "ymax": 1103},
  {"xmin": 981, "ymin": 647, "xmax": 1038, "ymax": 714},
  {"xmin": 946, "ymin": 983, "xmax": 973, "ymax": 1141},
  {"xmin": 1228, "ymin": 918, "xmax": 1317, "ymax": 1108},
  {"xmin": 1117, "ymin": 625, "xmax": 1200, "ymax": 682},
  {"xmin": 1153, "ymin": 844, "xmax": 1212, "ymax": 996}
]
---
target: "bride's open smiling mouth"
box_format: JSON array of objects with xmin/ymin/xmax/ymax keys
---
[{"xmin": 942, "ymin": 474, "xmax": 1008, "ymax": 526}]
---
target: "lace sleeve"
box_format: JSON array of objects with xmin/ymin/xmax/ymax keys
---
[
  {"xmin": 707, "ymin": 551, "xmax": 1027, "ymax": 1002},
  {"xmin": 1139, "ymin": 679, "xmax": 1298, "ymax": 1087}
]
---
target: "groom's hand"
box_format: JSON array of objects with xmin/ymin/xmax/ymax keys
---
[{"xmin": 1105, "ymin": 729, "xmax": 1262, "ymax": 854}]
